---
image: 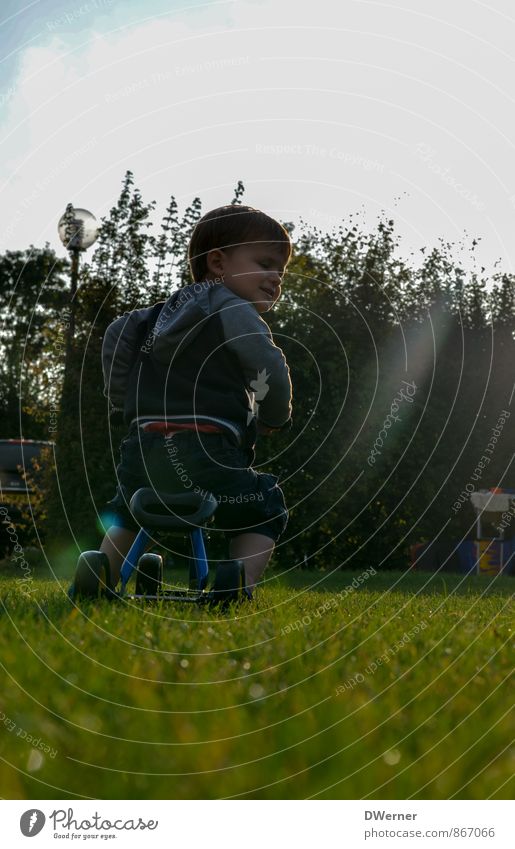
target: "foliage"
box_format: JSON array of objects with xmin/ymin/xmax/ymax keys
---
[
  {"xmin": 0, "ymin": 246, "xmax": 69, "ymax": 436},
  {"xmin": 1, "ymin": 176, "xmax": 514, "ymax": 567}
]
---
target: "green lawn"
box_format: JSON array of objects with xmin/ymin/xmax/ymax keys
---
[{"xmin": 0, "ymin": 564, "xmax": 513, "ymax": 799}]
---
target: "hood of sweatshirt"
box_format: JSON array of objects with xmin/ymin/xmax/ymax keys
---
[{"xmin": 152, "ymin": 279, "xmax": 255, "ymax": 363}]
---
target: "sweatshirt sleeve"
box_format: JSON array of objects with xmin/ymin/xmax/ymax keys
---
[
  {"xmin": 219, "ymin": 298, "xmax": 292, "ymax": 428},
  {"xmin": 102, "ymin": 308, "xmax": 152, "ymax": 410}
]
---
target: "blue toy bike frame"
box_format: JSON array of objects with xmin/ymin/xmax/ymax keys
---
[{"xmin": 119, "ymin": 524, "xmax": 209, "ymax": 594}]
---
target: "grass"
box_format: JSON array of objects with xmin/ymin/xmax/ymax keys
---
[{"xmin": 0, "ymin": 562, "xmax": 513, "ymax": 800}]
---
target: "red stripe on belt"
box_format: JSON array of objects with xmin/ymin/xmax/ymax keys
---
[{"xmin": 140, "ymin": 422, "xmax": 225, "ymax": 435}]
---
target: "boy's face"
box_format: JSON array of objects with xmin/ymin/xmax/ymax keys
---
[{"xmin": 206, "ymin": 243, "xmax": 287, "ymax": 313}]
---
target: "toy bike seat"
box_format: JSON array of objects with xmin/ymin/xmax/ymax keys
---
[{"xmin": 129, "ymin": 487, "xmax": 218, "ymax": 530}]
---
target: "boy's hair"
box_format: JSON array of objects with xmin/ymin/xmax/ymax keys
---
[{"xmin": 188, "ymin": 205, "xmax": 292, "ymax": 283}]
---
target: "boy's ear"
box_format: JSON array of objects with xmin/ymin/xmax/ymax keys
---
[{"xmin": 206, "ymin": 248, "xmax": 225, "ymax": 278}]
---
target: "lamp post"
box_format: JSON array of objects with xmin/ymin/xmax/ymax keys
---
[
  {"xmin": 48, "ymin": 206, "xmax": 99, "ymax": 540},
  {"xmin": 58, "ymin": 204, "xmax": 99, "ymax": 358}
]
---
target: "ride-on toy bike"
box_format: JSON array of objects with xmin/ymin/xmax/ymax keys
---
[{"xmin": 68, "ymin": 487, "xmax": 248, "ymax": 606}]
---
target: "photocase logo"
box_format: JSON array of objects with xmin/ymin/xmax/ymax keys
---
[
  {"xmin": 248, "ymin": 368, "xmax": 270, "ymax": 424},
  {"xmin": 20, "ymin": 809, "xmax": 46, "ymax": 837}
]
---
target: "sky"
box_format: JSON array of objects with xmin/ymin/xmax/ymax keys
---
[{"xmin": 1, "ymin": 0, "xmax": 515, "ymax": 275}]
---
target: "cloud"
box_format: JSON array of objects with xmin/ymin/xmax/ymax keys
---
[
  {"xmin": 0, "ymin": 1, "xmax": 248, "ymax": 249},
  {"xmin": 0, "ymin": 0, "xmax": 513, "ymax": 276}
]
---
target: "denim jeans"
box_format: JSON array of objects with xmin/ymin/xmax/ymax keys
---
[{"xmin": 105, "ymin": 428, "xmax": 288, "ymax": 542}]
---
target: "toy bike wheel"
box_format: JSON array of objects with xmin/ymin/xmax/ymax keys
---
[
  {"xmin": 74, "ymin": 551, "xmax": 112, "ymax": 600},
  {"xmin": 135, "ymin": 553, "xmax": 163, "ymax": 596},
  {"xmin": 211, "ymin": 559, "xmax": 246, "ymax": 604}
]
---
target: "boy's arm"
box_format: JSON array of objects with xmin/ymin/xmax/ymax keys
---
[
  {"xmin": 219, "ymin": 299, "xmax": 292, "ymax": 430},
  {"xmin": 102, "ymin": 308, "xmax": 153, "ymax": 411},
  {"xmin": 256, "ymin": 421, "xmax": 285, "ymax": 436}
]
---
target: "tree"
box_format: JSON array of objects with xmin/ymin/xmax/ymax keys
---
[
  {"xmin": 5, "ymin": 176, "xmax": 515, "ymax": 570},
  {"xmin": 0, "ymin": 246, "xmax": 69, "ymax": 437},
  {"xmin": 43, "ymin": 176, "xmax": 242, "ymax": 543}
]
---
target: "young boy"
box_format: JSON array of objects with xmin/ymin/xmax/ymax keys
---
[{"xmin": 100, "ymin": 205, "xmax": 293, "ymax": 596}]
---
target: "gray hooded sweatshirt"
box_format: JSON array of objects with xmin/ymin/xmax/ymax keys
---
[{"xmin": 102, "ymin": 280, "xmax": 292, "ymax": 434}]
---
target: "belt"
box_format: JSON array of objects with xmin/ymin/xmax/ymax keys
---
[
  {"xmin": 139, "ymin": 421, "xmax": 225, "ymax": 435},
  {"xmin": 133, "ymin": 415, "xmax": 243, "ymax": 446}
]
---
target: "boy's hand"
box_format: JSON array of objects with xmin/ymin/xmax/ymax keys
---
[
  {"xmin": 257, "ymin": 422, "xmax": 280, "ymax": 436},
  {"xmin": 257, "ymin": 418, "xmax": 292, "ymax": 436}
]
